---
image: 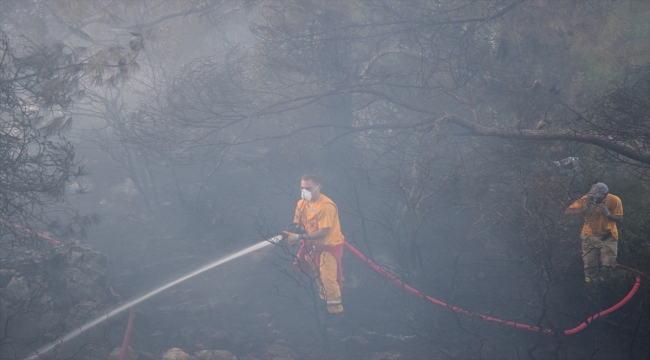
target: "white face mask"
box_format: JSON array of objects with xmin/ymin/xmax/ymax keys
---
[{"xmin": 301, "ymin": 188, "xmax": 312, "ymax": 201}]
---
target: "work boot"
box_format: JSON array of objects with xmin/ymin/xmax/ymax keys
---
[
  {"xmin": 584, "ymin": 276, "xmax": 604, "ymax": 307},
  {"xmin": 325, "ymin": 312, "xmax": 344, "ymax": 338},
  {"xmin": 585, "ymin": 276, "xmax": 598, "ymax": 289},
  {"xmin": 584, "ymin": 276, "xmax": 599, "ymax": 296},
  {"xmin": 326, "ymin": 312, "xmax": 353, "ymax": 337}
]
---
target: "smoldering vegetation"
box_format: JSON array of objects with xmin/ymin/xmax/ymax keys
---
[{"xmin": 1, "ymin": 1, "xmax": 649, "ymax": 359}]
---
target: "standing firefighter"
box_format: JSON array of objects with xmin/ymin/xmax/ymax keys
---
[
  {"xmin": 286, "ymin": 174, "xmax": 345, "ymax": 314},
  {"xmin": 565, "ymin": 183, "xmax": 623, "ymax": 284}
]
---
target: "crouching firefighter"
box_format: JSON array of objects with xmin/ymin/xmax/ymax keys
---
[{"xmin": 285, "ymin": 174, "xmax": 345, "ymax": 314}]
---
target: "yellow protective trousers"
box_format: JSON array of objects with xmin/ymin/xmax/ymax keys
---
[{"xmin": 305, "ymin": 251, "xmax": 343, "ymax": 313}]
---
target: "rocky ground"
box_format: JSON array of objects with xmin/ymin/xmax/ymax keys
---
[
  {"xmin": 2, "ymin": 167, "xmax": 647, "ymax": 359},
  {"xmin": 93, "ymin": 219, "xmax": 439, "ymax": 360}
]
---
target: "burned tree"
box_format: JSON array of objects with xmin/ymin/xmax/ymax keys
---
[
  {"xmin": 0, "ymin": 29, "xmax": 82, "ymax": 255},
  {"xmin": 126, "ymin": 0, "xmax": 648, "ymax": 357},
  {"xmin": 75, "ymin": 0, "xmax": 650, "ymax": 358}
]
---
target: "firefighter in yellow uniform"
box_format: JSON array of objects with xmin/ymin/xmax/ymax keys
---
[
  {"xmin": 565, "ymin": 182, "xmax": 623, "ymax": 283},
  {"xmin": 286, "ymin": 174, "xmax": 345, "ymax": 314}
]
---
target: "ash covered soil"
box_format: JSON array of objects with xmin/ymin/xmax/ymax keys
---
[
  {"xmin": 91, "ymin": 208, "xmax": 438, "ymax": 360},
  {"xmin": 73, "ymin": 206, "xmax": 647, "ymax": 360}
]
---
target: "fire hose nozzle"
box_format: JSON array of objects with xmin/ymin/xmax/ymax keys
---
[
  {"xmin": 287, "ymin": 222, "xmax": 306, "ymax": 234},
  {"xmin": 267, "ymin": 234, "xmax": 284, "ymax": 244}
]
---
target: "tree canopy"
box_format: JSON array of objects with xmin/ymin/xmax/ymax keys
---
[{"xmin": 1, "ymin": 0, "xmax": 649, "ymax": 358}]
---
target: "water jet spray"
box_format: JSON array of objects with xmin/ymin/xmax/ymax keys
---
[{"xmin": 23, "ymin": 235, "xmax": 283, "ymax": 360}]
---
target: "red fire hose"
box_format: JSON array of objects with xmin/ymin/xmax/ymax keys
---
[
  {"xmin": 118, "ymin": 307, "xmax": 137, "ymax": 360},
  {"xmin": 0, "ymin": 219, "xmax": 60, "ymax": 245},
  {"xmin": 343, "ymin": 242, "xmax": 642, "ymax": 335},
  {"xmin": 5, "ymin": 215, "xmax": 641, "ymax": 338}
]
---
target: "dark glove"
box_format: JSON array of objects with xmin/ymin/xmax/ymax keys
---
[
  {"xmin": 597, "ymin": 203, "xmax": 611, "ymax": 216},
  {"xmin": 287, "ymin": 222, "xmax": 306, "ymax": 234}
]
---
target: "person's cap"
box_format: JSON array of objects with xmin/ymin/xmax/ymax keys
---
[{"xmin": 587, "ymin": 182, "xmax": 609, "ymax": 197}]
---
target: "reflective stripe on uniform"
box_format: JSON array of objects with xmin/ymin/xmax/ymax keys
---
[{"xmin": 326, "ymin": 300, "xmax": 342, "ymax": 306}]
